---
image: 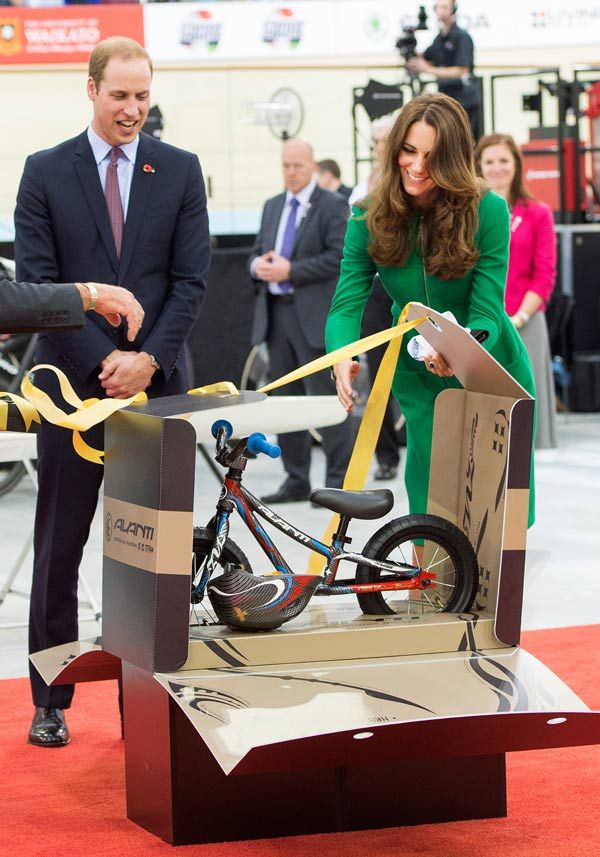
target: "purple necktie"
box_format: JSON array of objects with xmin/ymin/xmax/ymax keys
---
[
  {"xmin": 279, "ymin": 196, "xmax": 299, "ymax": 293},
  {"xmin": 104, "ymin": 146, "xmax": 124, "ymax": 260}
]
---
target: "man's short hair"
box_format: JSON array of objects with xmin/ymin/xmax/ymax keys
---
[
  {"xmin": 317, "ymin": 159, "xmax": 341, "ymax": 179},
  {"xmin": 89, "ymin": 37, "xmax": 153, "ymax": 89}
]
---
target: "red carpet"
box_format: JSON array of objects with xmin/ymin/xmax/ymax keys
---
[{"xmin": 1, "ymin": 626, "xmax": 598, "ymax": 857}]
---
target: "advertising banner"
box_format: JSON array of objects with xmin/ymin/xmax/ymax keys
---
[
  {"xmin": 143, "ymin": 0, "xmax": 600, "ymax": 64},
  {"xmin": 0, "ymin": 5, "xmax": 144, "ymax": 65},
  {"xmin": 143, "ymin": 2, "xmax": 337, "ymax": 63}
]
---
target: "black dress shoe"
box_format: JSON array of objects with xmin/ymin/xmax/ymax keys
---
[
  {"xmin": 261, "ymin": 484, "xmax": 311, "ymax": 504},
  {"xmin": 28, "ymin": 707, "xmax": 70, "ymax": 747},
  {"xmin": 374, "ymin": 464, "xmax": 397, "ymax": 481}
]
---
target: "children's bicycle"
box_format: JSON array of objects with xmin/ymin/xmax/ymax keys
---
[{"xmin": 191, "ymin": 420, "xmax": 479, "ymax": 631}]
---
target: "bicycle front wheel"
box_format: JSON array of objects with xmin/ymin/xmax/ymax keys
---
[
  {"xmin": 356, "ymin": 514, "xmax": 478, "ymax": 616},
  {"xmin": 191, "ymin": 526, "xmax": 252, "ymax": 604}
]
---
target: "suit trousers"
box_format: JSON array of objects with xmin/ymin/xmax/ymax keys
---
[
  {"xmin": 29, "ymin": 417, "xmax": 105, "ymax": 708},
  {"xmin": 267, "ymin": 297, "xmax": 353, "ymax": 491}
]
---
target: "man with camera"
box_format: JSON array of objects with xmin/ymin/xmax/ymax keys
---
[{"xmin": 407, "ymin": 1, "xmax": 480, "ymax": 137}]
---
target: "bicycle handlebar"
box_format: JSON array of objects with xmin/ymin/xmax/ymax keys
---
[{"xmin": 247, "ymin": 432, "xmax": 281, "ymax": 459}]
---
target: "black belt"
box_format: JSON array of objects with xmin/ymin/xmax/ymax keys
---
[{"xmin": 269, "ymin": 293, "xmax": 295, "ymax": 303}]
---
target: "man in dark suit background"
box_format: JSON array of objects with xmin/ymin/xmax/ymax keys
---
[
  {"xmin": 0, "ymin": 280, "xmax": 144, "ymax": 335},
  {"xmin": 316, "ymin": 159, "xmax": 353, "ymax": 201},
  {"xmin": 15, "ymin": 36, "xmax": 210, "ymax": 746},
  {"xmin": 249, "ymin": 139, "xmax": 352, "ymax": 503}
]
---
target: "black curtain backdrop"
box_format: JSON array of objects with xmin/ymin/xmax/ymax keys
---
[{"xmin": 187, "ymin": 247, "xmax": 257, "ymax": 388}]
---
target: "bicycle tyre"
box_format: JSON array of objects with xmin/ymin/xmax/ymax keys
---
[
  {"xmin": 355, "ymin": 514, "xmax": 478, "ymax": 616},
  {"xmin": 0, "ymin": 461, "xmax": 26, "ymax": 497},
  {"xmin": 192, "ymin": 526, "xmax": 253, "ymax": 603}
]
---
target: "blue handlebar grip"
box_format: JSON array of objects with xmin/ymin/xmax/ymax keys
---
[
  {"xmin": 211, "ymin": 419, "xmax": 233, "ymax": 440},
  {"xmin": 247, "ymin": 432, "xmax": 281, "ymax": 459}
]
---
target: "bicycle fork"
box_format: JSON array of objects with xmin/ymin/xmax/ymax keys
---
[{"xmin": 192, "ymin": 500, "xmax": 235, "ymax": 595}]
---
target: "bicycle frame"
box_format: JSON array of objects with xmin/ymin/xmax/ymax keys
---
[{"xmin": 193, "ymin": 470, "xmax": 436, "ymax": 600}]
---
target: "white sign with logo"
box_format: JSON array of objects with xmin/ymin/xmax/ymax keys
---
[
  {"xmin": 144, "ymin": 1, "xmax": 337, "ymax": 62},
  {"xmin": 142, "ymin": 0, "xmax": 600, "ymax": 63}
]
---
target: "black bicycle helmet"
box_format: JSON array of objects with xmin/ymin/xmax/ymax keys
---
[{"xmin": 208, "ymin": 564, "xmax": 320, "ymax": 631}]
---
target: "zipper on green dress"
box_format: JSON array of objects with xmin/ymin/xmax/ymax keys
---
[{"xmin": 418, "ymin": 215, "xmax": 431, "ymax": 307}]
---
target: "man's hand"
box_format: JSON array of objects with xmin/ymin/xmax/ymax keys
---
[
  {"xmin": 98, "ymin": 351, "xmax": 155, "ymax": 399},
  {"xmin": 407, "ymin": 56, "xmax": 432, "ymax": 75},
  {"xmin": 253, "ymin": 251, "xmax": 292, "ymax": 283},
  {"xmin": 75, "ymin": 282, "xmax": 145, "ymax": 342},
  {"xmin": 333, "ymin": 359, "xmax": 361, "ymax": 413}
]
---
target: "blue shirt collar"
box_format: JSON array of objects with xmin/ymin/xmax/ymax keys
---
[{"xmin": 87, "ymin": 124, "xmax": 140, "ymax": 166}]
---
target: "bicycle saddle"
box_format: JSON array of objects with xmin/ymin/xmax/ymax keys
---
[{"xmin": 309, "ymin": 488, "xmax": 394, "ymax": 519}]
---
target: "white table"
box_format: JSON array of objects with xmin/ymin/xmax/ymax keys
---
[{"xmin": 0, "ymin": 431, "xmax": 102, "ymax": 629}]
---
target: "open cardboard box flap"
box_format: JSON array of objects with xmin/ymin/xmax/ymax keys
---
[
  {"xmin": 154, "ymin": 646, "xmax": 597, "ymax": 776},
  {"xmin": 31, "ymin": 635, "xmax": 600, "ymax": 777}
]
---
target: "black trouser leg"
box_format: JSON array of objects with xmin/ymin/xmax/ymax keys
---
[{"xmin": 29, "ymin": 420, "xmax": 104, "ymax": 708}]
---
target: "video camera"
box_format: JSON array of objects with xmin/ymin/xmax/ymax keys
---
[{"xmin": 395, "ymin": 5, "xmax": 428, "ymax": 63}]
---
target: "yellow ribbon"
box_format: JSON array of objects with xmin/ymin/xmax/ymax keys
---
[
  {"xmin": 19, "ymin": 365, "xmax": 148, "ymax": 464},
  {"xmin": 301, "ymin": 306, "xmax": 419, "ymax": 574},
  {"xmin": 0, "ymin": 391, "xmax": 41, "ymax": 433},
  {"xmin": 188, "ymin": 381, "xmax": 240, "ymax": 397},
  {"xmin": 7, "ymin": 306, "xmax": 424, "ymax": 494}
]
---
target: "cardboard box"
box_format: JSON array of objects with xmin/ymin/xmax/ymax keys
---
[{"xmin": 30, "ymin": 311, "xmax": 600, "ymax": 844}]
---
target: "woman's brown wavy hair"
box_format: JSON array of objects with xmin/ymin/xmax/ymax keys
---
[
  {"xmin": 365, "ymin": 93, "xmax": 484, "ymax": 281},
  {"xmin": 476, "ymin": 132, "xmax": 533, "ymax": 209}
]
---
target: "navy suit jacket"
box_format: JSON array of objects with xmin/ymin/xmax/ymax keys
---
[{"xmin": 15, "ymin": 130, "xmax": 210, "ymax": 397}]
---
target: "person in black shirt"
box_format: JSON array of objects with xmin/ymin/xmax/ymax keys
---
[
  {"xmin": 316, "ymin": 159, "xmax": 353, "ymax": 201},
  {"xmin": 407, "ymin": 2, "xmax": 480, "ymax": 137}
]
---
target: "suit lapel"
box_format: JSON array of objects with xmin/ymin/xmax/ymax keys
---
[
  {"xmin": 72, "ymin": 132, "xmax": 118, "ymax": 273},
  {"xmin": 118, "ymin": 134, "xmax": 155, "ymax": 283},
  {"xmin": 292, "ymin": 185, "xmax": 320, "ymax": 254}
]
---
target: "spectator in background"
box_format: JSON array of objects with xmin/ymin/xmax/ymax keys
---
[
  {"xmin": 316, "ymin": 159, "xmax": 353, "ymax": 201},
  {"xmin": 478, "ymin": 132, "xmax": 557, "ymax": 449},
  {"xmin": 348, "ymin": 116, "xmax": 396, "ymax": 207},
  {"xmin": 407, "ymin": 2, "xmax": 480, "ymax": 138},
  {"xmin": 249, "ymin": 139, "xmax": 353, "ymax": 503}
]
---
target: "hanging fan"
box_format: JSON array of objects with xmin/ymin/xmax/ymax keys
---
[{"xmin": 245, "ymin": 87, "xmax": 304, "ymax": 140}]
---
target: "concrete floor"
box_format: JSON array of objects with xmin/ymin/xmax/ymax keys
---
[{"xmin": 1, "ymin": 412, "xmax": 599, "ymax": 680}]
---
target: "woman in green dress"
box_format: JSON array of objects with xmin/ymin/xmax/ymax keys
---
[{"xmin": 325, "ymin": 93, "xmax": 536, "ymax": 524}]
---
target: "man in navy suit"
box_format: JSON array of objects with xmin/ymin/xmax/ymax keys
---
[
  {"xmin": 249, "ymin": 139, "xmax": 353, "ymax": 503},
  {"xmin": 15, "ymin": 37, "xmax": 210, "ymax": 746}
]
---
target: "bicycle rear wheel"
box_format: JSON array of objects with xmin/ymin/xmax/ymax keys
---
[{"xmin": 356, "ymin": 514, "xmax": 478, "ymax": 616}]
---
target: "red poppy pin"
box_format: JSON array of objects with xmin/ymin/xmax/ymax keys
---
[{"xmin": 143, "ymin": 163, "xmax": 155, "ymax": 173}]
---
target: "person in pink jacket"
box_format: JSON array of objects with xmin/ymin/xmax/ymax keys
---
[{"xmin": 478, "ymin": 133, "xmax": 557, "ymax": 448}]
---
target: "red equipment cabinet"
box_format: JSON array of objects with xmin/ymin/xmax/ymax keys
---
[{"xmin": 521, "ymin": 128, "xmax": 586, "ymax": 216}]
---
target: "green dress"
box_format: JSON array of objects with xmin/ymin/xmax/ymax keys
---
[{"xmin": 325, "ymin": 190, "xmax": 536, "ymax": 525}]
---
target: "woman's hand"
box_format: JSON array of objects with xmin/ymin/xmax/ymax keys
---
[
  {"xmin": 333, "ymin": 359, "xmax": 360, "ymax": 412},
  {"xmin": 424, "ymin": 348, "xmax": 453, "ymax": 378}
]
